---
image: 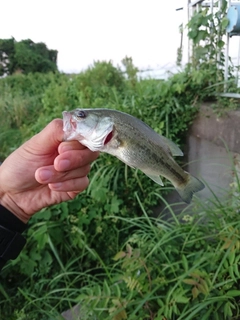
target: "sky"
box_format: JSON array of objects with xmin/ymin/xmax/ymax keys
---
[{"xmin": 0, "ymin": 0, "xmax": 187, "ymax": 74}]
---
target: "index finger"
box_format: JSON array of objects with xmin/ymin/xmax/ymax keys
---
[
  {"xmin": 58, "ymin": 140, "xmax": 87, "ymax": 154},
  {"xmin": 54, "ymin": 147, "xmax": 99, "ymax": 172}
]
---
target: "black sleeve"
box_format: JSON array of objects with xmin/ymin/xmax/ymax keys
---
[{"xmin": 0, "ymin": 204, "xmax": 27, "ymax": 271}]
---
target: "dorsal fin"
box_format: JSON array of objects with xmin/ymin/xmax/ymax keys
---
[{"xmin": 139, "ymin": 120, "xmax": 183, "ymax": 157}]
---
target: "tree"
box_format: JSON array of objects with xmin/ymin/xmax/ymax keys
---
[
  {"xmin": 0, "ymin": 38, "xmax": 58, "ymax": 76},
  {"xmin": 121, "ymin": 56, "xmax": 138, "ymax": 87}
]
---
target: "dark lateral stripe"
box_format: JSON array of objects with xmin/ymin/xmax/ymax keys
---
[{"xmin": 122, "ymin": 133, "xmax": 186, "ymax": 183}]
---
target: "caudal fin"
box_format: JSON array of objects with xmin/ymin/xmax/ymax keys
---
[{"xmin": 176, "ymin": 174, "xmax": 205, "ymax": 204}]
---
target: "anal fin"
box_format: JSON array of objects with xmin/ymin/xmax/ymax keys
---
[
  {"xmin": 159, "ymin": 135, "xmax": 184, "ymax": 157},
  {"xmin": 144, "ymin": 172, "xmax": 164, "ymax": 186}
]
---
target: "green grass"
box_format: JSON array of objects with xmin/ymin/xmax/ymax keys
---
[{"xmin": 2, "ymin": 188, "xmax": 239, "ymax": 319}]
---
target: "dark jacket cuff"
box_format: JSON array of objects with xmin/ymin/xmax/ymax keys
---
[{"xmin": 0, "ymin": 204, "xmax": 27, "ymax": 270}]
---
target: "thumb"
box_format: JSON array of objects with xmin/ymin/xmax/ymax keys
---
[{"xmin": 27, "ymin": 119, "xmax": 64, "ymax": 154}]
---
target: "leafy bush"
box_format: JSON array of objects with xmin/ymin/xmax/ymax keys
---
[{"xmin": 0, "ymin": 72, "xmax": 67, "ymax": 160}]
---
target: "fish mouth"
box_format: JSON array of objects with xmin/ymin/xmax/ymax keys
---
[
  {"xmin": 70, "ymin": 119, "xmax": 77, "ymax": 130},
  {"xmin": 63, "ymin": 111, "xmax": 73, "ymax": 131},
  {"xmin": 104, "ymin": 130, "xmax": 113, "ymax": 145}
]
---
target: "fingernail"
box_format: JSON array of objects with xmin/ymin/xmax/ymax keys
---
[
  {"xmin": 39, "ymin": 169, "xmax": 52, "ymax": 181},
  {"xmin": 59, "ymin": 159, "xmax": 70, "ymax": 170}
]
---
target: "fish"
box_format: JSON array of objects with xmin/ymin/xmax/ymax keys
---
[{"xmin": 62, "ymin": 108, "xmax": 205, "ymax": 203}]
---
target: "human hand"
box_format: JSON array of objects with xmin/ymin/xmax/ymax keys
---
[{"xmin": 0, "ymin": 119, "xmax": 99, "ymax": 223}]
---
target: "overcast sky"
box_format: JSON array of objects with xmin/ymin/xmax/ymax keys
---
[
  {"xmin": 0, "ymin": 0, "xmax": 187, "ymax": 73},
  {"xmin": 1, "ymin": 0, "xmax": 239, "ymax": 75}
]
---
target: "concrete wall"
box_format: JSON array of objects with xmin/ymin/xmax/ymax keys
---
[
  {"xmin": 187, "ymin": 103, "xmax": 240, "ymax": 202},
  {"xmin": 189, "ymin": 104, "xmax": 240, "ymax": 154}
]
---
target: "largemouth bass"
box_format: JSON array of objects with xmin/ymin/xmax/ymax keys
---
[{"xmin": 62, "ymin": 108, "xmax": 204, "ymax": 203}]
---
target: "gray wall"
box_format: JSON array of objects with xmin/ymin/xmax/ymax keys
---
[{"xmin": 155, "ymin": 103, "xmax": 240, "ymax": 216}]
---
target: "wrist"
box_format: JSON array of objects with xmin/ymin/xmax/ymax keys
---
[{"xmin": 0, "ymin": 192, "xmax": 29, "ymax": 224}]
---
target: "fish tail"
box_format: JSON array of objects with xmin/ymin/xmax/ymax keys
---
[{"xmin": 176, "ymin": 173, "xmax": 205, "ymax": 204}]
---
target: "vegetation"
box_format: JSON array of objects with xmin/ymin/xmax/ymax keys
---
[{"xmin": 0, "ymin": 2, "xmax": 240, "ymax": 319}]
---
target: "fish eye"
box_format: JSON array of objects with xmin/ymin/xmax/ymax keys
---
[{"xmin": 76, "ymin": 110, "xmax": 86, "ymax": 119}]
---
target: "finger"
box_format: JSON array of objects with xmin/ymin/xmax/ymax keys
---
[
  {"xmin": 58, "ymin": 140, "xmax": 87, "ymax": 154},
  {"xmin": 67, "ymin": 191, "xmax": 83, "ymax": 200},
  {"xmin": 35, "ymin": 164, "xmax": 90, "ymax": 184},
  {"xmin": 54, "ymin": 149, "xmax": 99, "ymax": 172},
  {"xmin": 48, "ymin": 176, "xmax": 89, "ymax": 192}
]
